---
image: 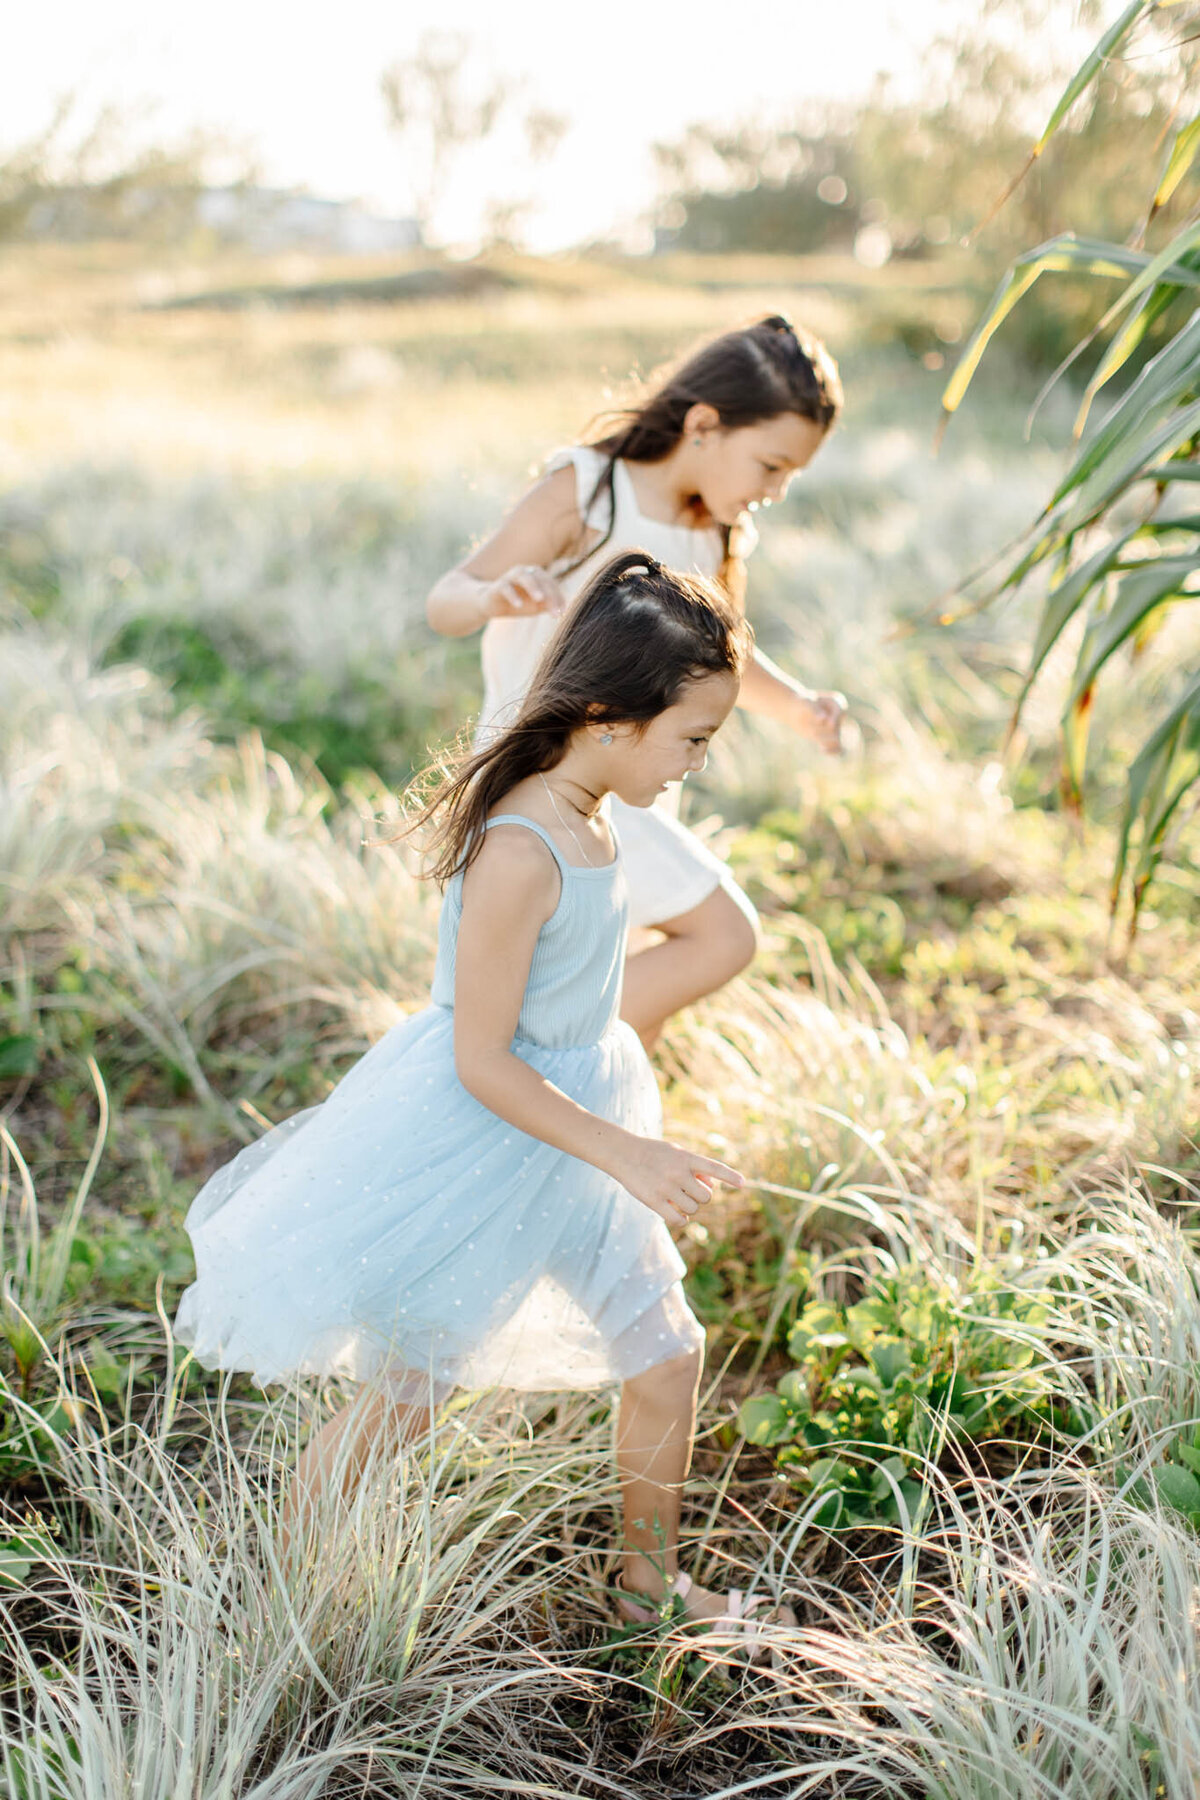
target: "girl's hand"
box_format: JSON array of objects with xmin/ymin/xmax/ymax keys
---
[
  {"xmin": 482, "ymin": 565, "xmax": 567, "ymax": 621},
  {"xmin": 796, "ymin": 688, "xmax": 847, "ymax": 755},
  {"xmin": 614, "ymin": 1138, "xmax": 744, "ymax": 1227}
]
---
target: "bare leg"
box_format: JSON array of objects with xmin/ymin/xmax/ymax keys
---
[
  {"xmin": 281, "ymin": 1386, "xmax": 432, "ymax": 1560},
  {"xmin": 620, "ymin": 887, "xmax": 758, "ymax": 1051},
  {"xmin": 617, "ymin": 1349, "xmax": 728, "ymax": 1623}
]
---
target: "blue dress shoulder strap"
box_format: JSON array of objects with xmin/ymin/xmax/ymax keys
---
[{"xmin": 484, "ymin": 813, "xmax": 570, "ymax": 875}]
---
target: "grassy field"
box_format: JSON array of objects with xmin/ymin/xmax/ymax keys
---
[{"xmin": 2, "ymin": 243, "xmax": 1199, "ymax": 1798}]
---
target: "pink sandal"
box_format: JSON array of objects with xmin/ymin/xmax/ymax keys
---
[{"xmin": 614, "ymin": 1569, "xmax": 795, "ymax": 1663}]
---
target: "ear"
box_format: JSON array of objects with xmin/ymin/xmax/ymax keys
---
[
  {"xmin": 682, "ymin": 401, "xmax": 721, "ymax": 440},
  {"xmin": 584, "ymin": 716, "xmax": 637, "ymax": 747}
]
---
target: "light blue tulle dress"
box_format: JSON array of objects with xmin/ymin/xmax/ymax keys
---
[{"xmin": 174, "ymin": 815, "xmax": 705, "ymax": 1395}]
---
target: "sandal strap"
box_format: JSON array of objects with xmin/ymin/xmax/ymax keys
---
[{"xmin": 715, "ymin": 1590, "xmax": 773, "ymax": 1638}]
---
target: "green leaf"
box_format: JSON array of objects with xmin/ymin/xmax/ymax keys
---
[
  {"xmin": 1066, "ymin": 560, "xmax": 1199, "ymax": 716},
  {"xmin": 898, "ymin": 1298, "xmax": 938, "ymax": 1343},
  {"xmin": 1089, "ymin": 215, "xmax": 1200, "ymax": 347},
  {"xmin": 0, "ymin": 1551, "xmax": 32, "ymax": 1591},
  {"xmin": 85, "ymin": 1344, "xmax": 129, "ymax": 1401},
  {"xmin": 940, "ymin": 262, "xmax": 1044, "ymax": 418},
  {"xmin": 940, "ymin": 235, "xmax": 1186, "ymax": 422},
  {"xmin": 869, "ymin": 1455, "xmax": 910, "ymax": 1500},
  {"xmin": 777, "ymin": 1368, "xmax": 810, "ymax": 1409},
  {"xmin": 1013, "ymin": 529, "xmax": 1139, "ymax": 719},
  {"xmin": 1176, "ymin": 1441, "xmax": 1200, "ymax": 1476},
  {"xmin": 964, "ymin": 3, "xmax": 1152, "ymax": 247},
  {"xmin": 896, "ymin": 1478, "xmax": 926, "ymax": 1517},
  {"xmin": 1033, "ymin": 0, "xmax": 1148, "ymax": 155},
  {"xmin": 0, "ymin": 1035, "xmax": 39, "ymax": 1080},
  {"xmin": 0, "ymin": 1524, "xmax": 54, "ymax": 1591},
  {"xmin": 1113, "ymin": 670, "xmax": 1200, "ymax": 921},
  {"xmin": 1154, "ymin": 1462, "xmax": 1200, "ymax": 1517},
  {"xmin": 1062, "ymin": 399, "xmax": 1200, "ymax": 538},
  {"xmin": 738, "ymin": 1394, "xmax": 795, "ymax": 1447},
  {"xmin": 1154, "ymin": 113, "xmax": 1200, "ymax": 214},
  {"xmin": 811, "ymin": 1488, "xmax": 844, "ymax": 1528},
  {"xmin": 1073, "ymin": 261, "xmax": 1200, "ymax": 436},
  {"xmin": 870, "ymin": 1339, "xmax": 913, "ymax": 1389},
  {"xmin": 809, "ymin": 1455, "xmax": 857, "ymax": 1490},
  {"xmin": 788, "ymin": 1301, "xmax": 847, "ymax": 1358},
  {"xmin": 1138, "ymin": 513, "xmax": 1200, "ymax": 534},
  {"xmin": 1049, "ymin": 309, "xmax": 1200, "ymax": 509}
]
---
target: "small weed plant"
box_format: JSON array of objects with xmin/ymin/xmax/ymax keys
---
[{"xmin": 739, "ymin": 1257, "xmax": 1074, "ymax": 1526}]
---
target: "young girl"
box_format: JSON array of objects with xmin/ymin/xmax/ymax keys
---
[
  {"xmin": 426, "ymin": 314, "xmax": 847, "ymax": 1046},
  {"xmin": 175, "ymin": 552, "xmax": 788, "ymax": 1639}
]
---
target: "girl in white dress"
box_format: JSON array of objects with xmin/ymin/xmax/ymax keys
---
[
  {"xmin": 179, "ymin": 551, "xmax": 788, "ymax": 1640},
  {"xmin": 427, "ymin": 314, "xmax": 847, "ymax": 1045}
]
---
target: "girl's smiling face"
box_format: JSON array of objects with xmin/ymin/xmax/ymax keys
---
[
  {"xmin": 603, "ymin": 671, "xmax": 741, "ymax": 809},
  {"xmin": 691, "ymin": 411, "xmax": 828, "ymax": 527}
]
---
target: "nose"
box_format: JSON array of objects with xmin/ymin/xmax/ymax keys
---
[{"xmin": 689, "ymin": 745, "xmax": 709, "ymax": 774}]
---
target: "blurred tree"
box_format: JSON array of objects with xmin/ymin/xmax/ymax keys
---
[
  {"xmin": 652, "ymin": 0, "xmax": 1188, "ymax": 264},
  {"xmin": 381, "ymin": 33, "xmax": 564, "ymax": 247},
  {"xmin": 0, "ymin": 94, "xmax": 248, "ymax": 244},
  {"xmin": 653, "ymin": 118, "xmax": 859, "ymax": 254}
]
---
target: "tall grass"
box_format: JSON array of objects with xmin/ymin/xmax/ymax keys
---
[
  {"xmin": 2, "ymin": 255, "xmax": 1199, "ymax": 1793},
  {"xmin": 6, "ymin": 1180, "xmax": 1200, "ymax": 1795}
]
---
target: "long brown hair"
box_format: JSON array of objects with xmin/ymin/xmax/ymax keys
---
[
  {"xmin": 566, "ymin": 314, "xmax": 842, "ymax": 600},
  {"xmin": 405, "ymin": 550, "xmax": 752, "ymax": 883}
]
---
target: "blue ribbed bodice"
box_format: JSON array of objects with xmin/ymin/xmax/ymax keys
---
[{"xmin": 429, "ymin": 814, "xmax": 628, "ymax": 1049}]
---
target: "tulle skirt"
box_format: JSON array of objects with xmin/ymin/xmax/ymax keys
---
[{"xmin": 174, "ymin": 1006, "xmax": 703, "ymax": 1392}]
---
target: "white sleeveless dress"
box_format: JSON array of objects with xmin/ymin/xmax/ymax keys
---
[{"xmin": 479, "ymin": 447, "xmax": 758, "ymax": 932}]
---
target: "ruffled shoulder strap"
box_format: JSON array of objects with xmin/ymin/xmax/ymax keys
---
[{"xmin": 544, "ymin": 444, "xmax": 615, "ymax": 534}]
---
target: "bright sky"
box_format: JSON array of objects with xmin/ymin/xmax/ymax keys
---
[{"xmin": 6, "ymin": 0, "xmax": 1087, "ymax": 249}]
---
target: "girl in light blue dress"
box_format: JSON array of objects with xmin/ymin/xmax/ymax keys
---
[{"xmin": 176, "ymin": 551, "xmax": 789, "ymax": 1640}]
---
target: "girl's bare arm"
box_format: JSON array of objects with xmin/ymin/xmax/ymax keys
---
[
  {"xmin": 426, "ymin": 466, "xmax": 584, "ymax": 637},
  {"xmin": 738, "ymin": 646, "xmax": 847, "ymax": 754},
  {"xmin": 452, "ymin": 829, "xmax": 741, "ymax": 1222}
]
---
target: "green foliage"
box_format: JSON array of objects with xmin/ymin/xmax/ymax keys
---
[
  {"xmin": 0, "ymin": 1061, "xmax": 108, "ymax": 1399},
  {"xmin": 943, "ymin": 0, "xmax": 1200, "ymax": 934},
  {"xmin": 0, "ymin": 1035, "xmax": 39, "ymax": 1080},
  {"xmin": 1129, "ymin": 1417, "xmax": 1200, "ymax": 1528},
  {"xmin": 0, "ymin": 1512, "xmax": 57, "ymax": 1590},
  {"xmin": 738, "ymin": 1261, "xmax": 1072, "ymax": 1527},
  {"xmin": 653, "ymin": 0, "xmax": 1194, "ymax": 391},
  {"xmin": 105, "ymin": 612, "xmax": 455, "ymax": 792},
  {"xmin": 0, "ymin": 1388, "xmax": 72, "ymax": 1485}
]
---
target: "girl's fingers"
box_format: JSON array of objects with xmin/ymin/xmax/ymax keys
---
[
  {"xmin": 497, "ymin": 568, "xmax": 562, "ymax": 615},
  {"xmin": 690, "ymin": 1154, "xmax": 745, "ymax": 1188},
  {"xmin": 523, "ymin": 571, "xmax": 563, "ymax": 612}
]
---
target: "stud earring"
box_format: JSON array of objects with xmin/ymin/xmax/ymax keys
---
[
  {"xmin": 600, "ymin": 733, "xmax": 613, "ymax": 745},
  {"xmin": 693, "ymin": 436, "xmax": 703, "ymax": 446}
]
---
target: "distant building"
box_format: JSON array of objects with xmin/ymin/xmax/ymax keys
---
[
  {"xmin": 22, "ymin": 183, "xmax": 422, "ymax": 254},
  {"xmin": 195, "ymin": 188, "xmax": 422, "ymax": 254}
]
